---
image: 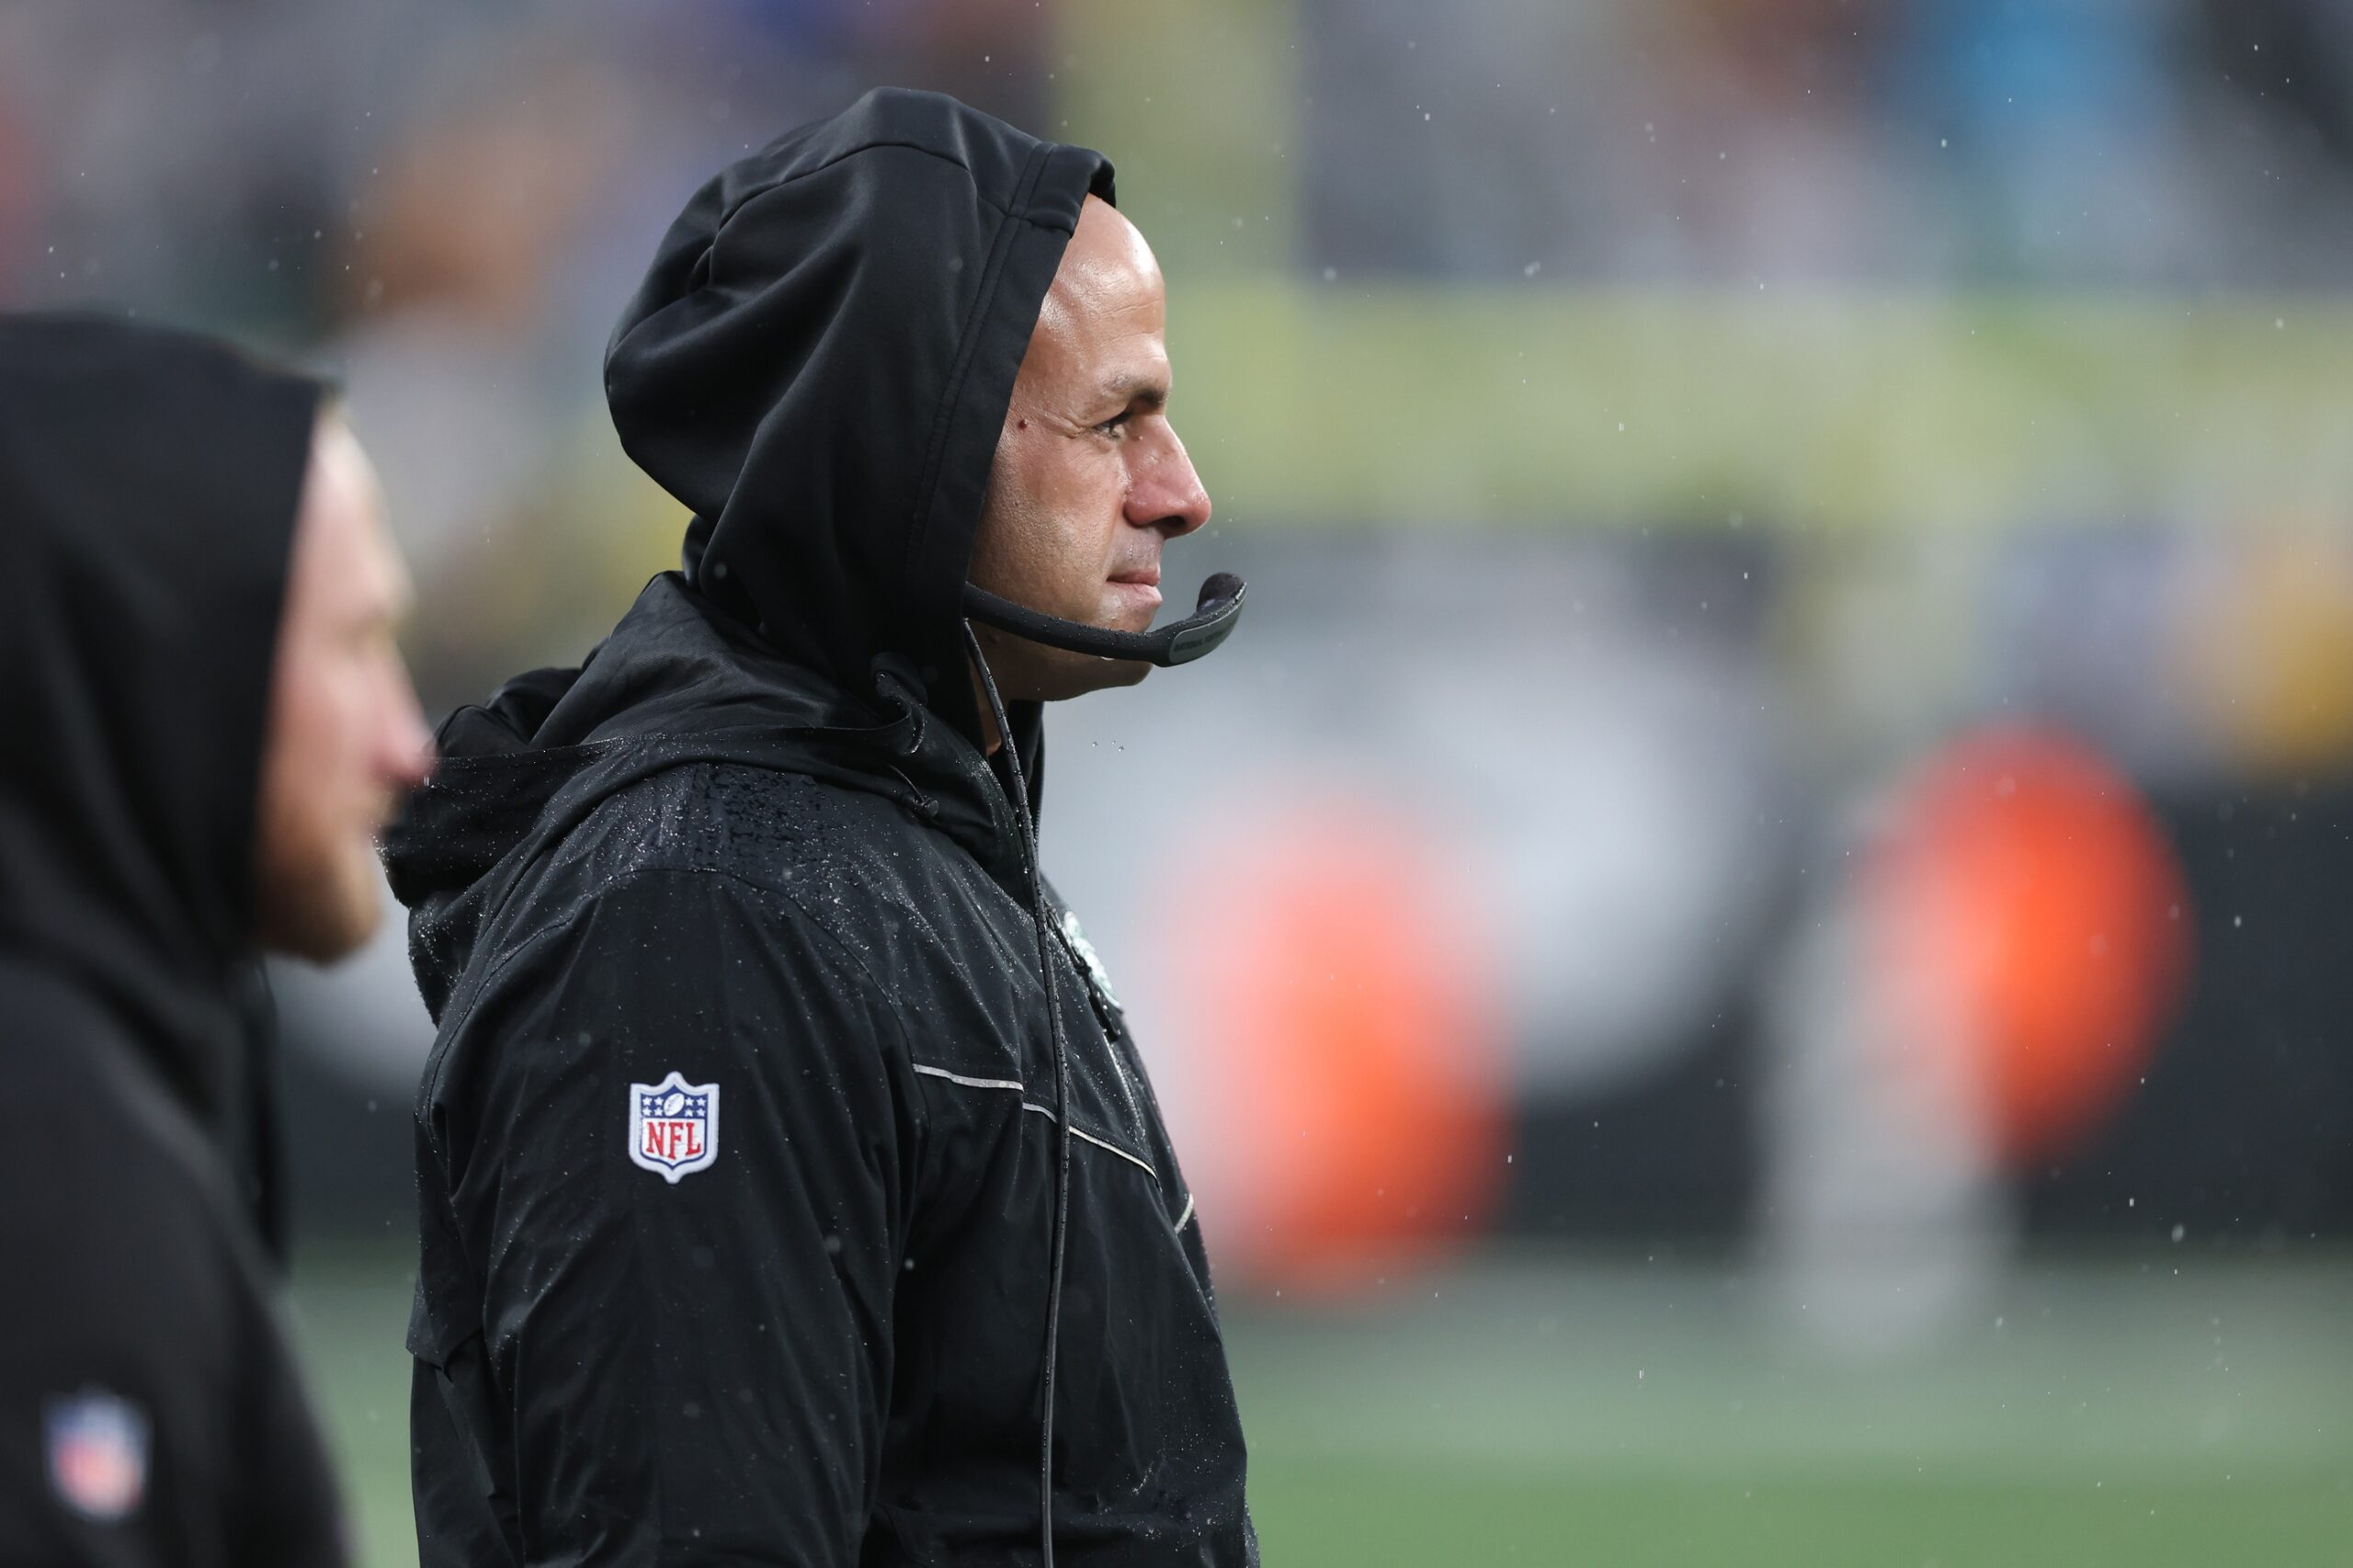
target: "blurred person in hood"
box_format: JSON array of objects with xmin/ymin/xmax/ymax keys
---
[
  {"xmin": 387, "ymin": 88, "xmax": 1255, "ymax": 1565},
  {"xmin": 0, "ymin": 313, "xmax": 434, "ymax": 1564}
]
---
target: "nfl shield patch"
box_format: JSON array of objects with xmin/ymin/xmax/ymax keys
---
[
  {"xmin": 629, "ymin": 1071, "xmax": 720, "ymax": 1183},
  {"xmin": 46, "ymin": 1389, "xmax": 148, "ymax": 1522}
]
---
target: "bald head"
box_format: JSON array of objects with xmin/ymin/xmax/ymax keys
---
[{"xmin": 1036, "ymin": 195, "xmax": 1166, "ymax": 354}]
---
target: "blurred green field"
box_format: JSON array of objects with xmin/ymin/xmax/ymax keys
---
[{"xmin": 287, "ymin": 1250, "xmax": 2353, "ymax": 1567}]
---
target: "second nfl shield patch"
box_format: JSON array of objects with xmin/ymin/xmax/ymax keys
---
[
  {"xmin": 46, "ymin": 1390, "xmax": 148, "ymax": 1522},
  {"xmin": 629, "ymin": 1071, "xmax": 720, "ymax": 1183}
]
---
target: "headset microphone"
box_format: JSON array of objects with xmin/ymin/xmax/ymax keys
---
[{"xmin": 961, "ymin": 572, "xmax": 1246, "ymax": 667}]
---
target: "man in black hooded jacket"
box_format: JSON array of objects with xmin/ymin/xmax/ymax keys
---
[
  {"xmin": 386, "ymin": 89, "xmax": 1256, "ymax": 1565},
  {"xmin": 0, "ymin": 314, "xmax": 436, "ymax": 1563}
]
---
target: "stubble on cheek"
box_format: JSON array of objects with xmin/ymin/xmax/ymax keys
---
[{"xmin": 252, "ymin": 745, "xmax": 389, "ymax": 961}]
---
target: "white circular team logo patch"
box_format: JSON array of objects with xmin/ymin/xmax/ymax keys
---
[{"xmin": 628, "ymin": 1071, "xmax": 720, "ymax": 1183}]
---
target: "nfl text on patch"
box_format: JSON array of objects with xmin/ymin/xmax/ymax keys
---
[{"xmin": 628, "ymin": 1071, "xmax": 721, "ymax": 1183}]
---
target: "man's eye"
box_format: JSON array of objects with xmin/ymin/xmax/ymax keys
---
[{"xmin": 1094, "ymin": 412, "xmax": 1132, "ymax": 437}]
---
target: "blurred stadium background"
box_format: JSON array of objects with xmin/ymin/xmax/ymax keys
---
[{"xmin": 6, "ymin": 0, "xmax": 2350, "ymax": 1562}]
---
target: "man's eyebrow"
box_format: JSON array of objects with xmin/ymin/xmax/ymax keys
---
[{"xmin": 1099, "ymin": 372, "xmax": 1168, "ymax": 411}]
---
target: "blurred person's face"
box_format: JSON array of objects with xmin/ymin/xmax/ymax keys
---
[
  {"xmin": 967, "ymin": 195, "xmax": 1212, "ymax": 710},
  {"xmin": 254, "ymin": 414, "xmax": 434, "ymax": 961}
]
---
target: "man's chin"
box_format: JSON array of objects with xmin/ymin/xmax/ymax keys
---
[
  {"xmin": 256, "ymin": 853, "xmax": 383, "ymax": 964},
  {"xmin": 1097, "ymin": 656, "xmax": 1153, "ymax": 691},
  {"xmin": 973, "ymin": 616, "xmax": 1156, "ymax": 703},
  {"xmin": 1034, "ymin": 649, "xmax": 1150, "ymax": 701}
]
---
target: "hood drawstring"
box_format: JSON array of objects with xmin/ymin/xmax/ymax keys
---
[
  {"xmin": 961, "ymin": 621, "xmax": 1073, "ymax": 1568},
  {"xmin": 870, "ymin": 661, "xmax": 946, "ymax": 822}
]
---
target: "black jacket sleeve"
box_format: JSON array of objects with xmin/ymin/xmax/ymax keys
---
[{"xmin": 415, "ymin": 868, "xmax": 915, "ymax": 1566}]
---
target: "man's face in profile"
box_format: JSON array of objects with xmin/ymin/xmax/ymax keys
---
[
  {"xmin": 253, "ymin": 413, "xmax": 434, "ymax": 961},
  {"xmin": 967, "ymin": 195, "xmax": 1213, "ymax": 702}
]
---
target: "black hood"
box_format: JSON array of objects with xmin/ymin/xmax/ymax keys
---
[
  {"xmin": 0, "ymin": 312, "xmax": 322, "ymax": 1122},
  {"xmin": 605, "ymin": 85, "xmax": 1113, "ymax": 741},
  {"xmin": 392, "ymin": 90, "xmax": 1105, "ymax": 1004}
]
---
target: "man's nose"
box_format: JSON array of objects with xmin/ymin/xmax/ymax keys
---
[
  {"xmin": 381, "ymin": 666, "xmax": 438, "ymax": 790},
  {"xmin": 1127, "ymin": 423, "xmax": 1211, "ymax": 540}
]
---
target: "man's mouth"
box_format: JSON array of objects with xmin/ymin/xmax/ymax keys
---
[{"xmin": 1108, "ymin": 566, "xmax": 1162, "ymax": 614}]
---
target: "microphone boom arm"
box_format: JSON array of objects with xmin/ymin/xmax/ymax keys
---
[{"xmin": 961, "ymin": 573, "xmax": 1246, "ymax": 667}]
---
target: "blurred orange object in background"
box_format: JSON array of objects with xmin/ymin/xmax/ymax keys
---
[
  {"xmin": 1868, "ymin": 727, "xmax": 2194, "ymax": 1165},
  {"xmin": 1159, "ymin": 795, "xmax": 1507, "ymax": 1299}
]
